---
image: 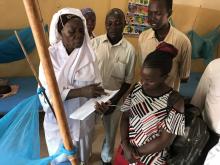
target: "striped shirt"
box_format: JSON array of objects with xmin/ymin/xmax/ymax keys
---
[{"xmin": 121, "ymin": 83, "xmax": 185, "ymax": 164}]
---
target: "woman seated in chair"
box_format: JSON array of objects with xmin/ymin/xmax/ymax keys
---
[{"xmin": 119, "ymin": 42, "xmax": 185, "ymax": 164}]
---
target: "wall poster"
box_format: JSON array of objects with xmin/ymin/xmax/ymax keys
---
[{"xmin": 123, "ymin": 0, "xmax": 150, "ymax": 36}]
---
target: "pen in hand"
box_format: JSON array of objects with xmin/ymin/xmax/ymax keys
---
[{"xmin": 107, "ymin": 104, "xmax": 121, "ymax": 108}]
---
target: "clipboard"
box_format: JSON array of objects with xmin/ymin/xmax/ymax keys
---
[{"xmin": 70, "ymin": 89, "xmax": 119, "ymax": 120}]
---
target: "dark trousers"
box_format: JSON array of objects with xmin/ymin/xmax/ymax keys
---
[{"xmin": 195, "ymin": 128, "xmax": 219, "ymax": 165}]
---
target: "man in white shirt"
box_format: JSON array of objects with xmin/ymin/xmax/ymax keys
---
[
  {"xmin": 92, "ymin": 8, "xmax": 136, "ymax": 165},
  {"xmin": 191, "ymin": 58, "xmax": 220, "ymax": 164}
]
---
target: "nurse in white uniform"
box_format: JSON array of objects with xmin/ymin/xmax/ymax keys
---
[{"xmin": 38, "ymin": 8, "xmax": 104, "ymax": 165}]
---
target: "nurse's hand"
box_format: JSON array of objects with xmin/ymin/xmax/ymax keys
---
[{"xmin": 81, "ymin": 83, "xmax": 106, "ymax": 98}]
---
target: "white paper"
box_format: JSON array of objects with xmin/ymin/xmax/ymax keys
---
[{"xmin": 70, "ymin": 89, "xmax": 119, "ymax": 120}]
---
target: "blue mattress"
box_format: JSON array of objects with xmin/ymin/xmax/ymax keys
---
[
  {"xmin": 0, "ymin": 76, "xmax": 38, "ymax": 114},
  {"xmin": 179, "ymin": 72, "xmax": 202, "ymax": 98}
]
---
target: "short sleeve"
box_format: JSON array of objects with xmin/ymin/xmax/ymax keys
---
[
  {"xmin": 121, "ymin": 94, "xmax": 131, "ymax": 112},
  {"xmin": 161, "ymin": 109, "xmax": 185, "ymax": 135}
]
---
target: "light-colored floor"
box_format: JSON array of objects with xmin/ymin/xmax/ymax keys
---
[{"xmin": 40, "ymin": 113, "xmax": 120, "ymax": 165}]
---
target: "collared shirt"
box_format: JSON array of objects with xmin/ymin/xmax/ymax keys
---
[
  {"xmin": 91, "ymin": 34, "xmax": 136, "ymax": 90},
  {"xmin": 191, "ymin": 59, "xmax": 220, "ymax": 135},
  {"xmin": 138, "ymin": 26, "xmax": 192, "ymax": 91}
]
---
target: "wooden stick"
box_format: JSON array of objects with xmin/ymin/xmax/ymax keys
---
[
  {"xmin": 14, "ymin": 31, "xmax": 41, "ymax": 86},
  {"xmin": 14, "ymin": 30, "xmax": 56, "ymax": 119},
  {"xmin": 22, "ymin": 0, "xmax": 77, "ymax": 164}
]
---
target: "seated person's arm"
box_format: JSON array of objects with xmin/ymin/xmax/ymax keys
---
[
  {"xmin": 136, "ymin": 128, "xmax": 176, "ymax": 156},
  {"xmin": 95, "ymin": 83, "xmax": 131, "ymax": 115},
  {"xmin": 110, "ymin": 82, "xmax": 131, "ymax": 105},
  {"xmin": 136, "ymin": 98, "xmax": 184, "ymax": 156},
  {"xmin": 120, "ymin": 111, "xmax": 137, "ymax": 163},
  {"xmin": 102, "ymin": 82, "xmax": 131, "ymax": 115},
  {"xmin": 121, "ymin": 111, "xmax": 130, "ymax": 145}
]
